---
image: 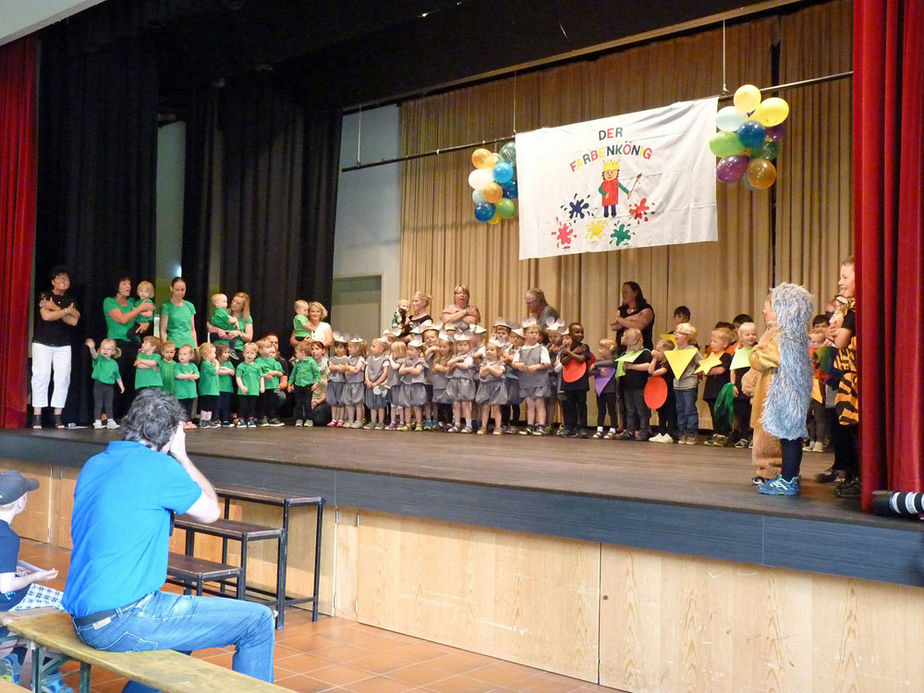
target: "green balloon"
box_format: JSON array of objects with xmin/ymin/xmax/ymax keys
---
[
  {"xmin": 495, "ymin": 198, "xmax": 516, "ymax": 218},
  {"xmin": 709, "ymin": 131, "xmax": 745, "ymax": 158},
  {"xmin": 751, "ymin": 139, "xmax": 781, "ymax": 161}
]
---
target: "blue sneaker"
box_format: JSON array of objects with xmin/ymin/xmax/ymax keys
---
[{"xmin": 757, "ymin": 474, "xmax": 801, "ymax": 496}]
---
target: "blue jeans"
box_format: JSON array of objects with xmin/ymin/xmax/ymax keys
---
[
  {"xmin": 73, "ymin": 591, "xmax": 275, "ymax": 692},
  {"xmin": 675, "ymin": 388, "xmax": 699, "ymax": 436}
]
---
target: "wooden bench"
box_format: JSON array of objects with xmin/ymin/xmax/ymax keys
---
[
  {"xmin": 166, "ymin": 552, "xmax": 244, "ymax": 598},
  {"xmin": 0, "ymin": 610, "xmax": 284, "ymax": 692},
  {"xmin": 214, "ymin": 484, "xmax": 324, "ymax": 626},
  {"xmin": 174, "ymin": 516, "xmax": 285, "ymax": 626},
  {"xmin": 0, "ymin": 678, "xmax": 21, "ymax": 692}
]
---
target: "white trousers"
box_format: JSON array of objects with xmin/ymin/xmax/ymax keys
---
[{"xmin": 31, "ymin": 342, "xmax": 72, "ymax": 409}]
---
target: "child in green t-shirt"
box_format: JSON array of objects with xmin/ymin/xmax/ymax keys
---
[
  {"xmin": 133, "ymin": 280, "xmax": 156, "ymax": 343},
  {"xmin": 159, "ymin": 341, "xmax": 177, "ymax": 396},
  {"xmin": 174, "ymin": 344, "xmax": 200, "ymax": 428},
  {"xmin": 86, "ymin": 338, "xmax": 125, "ymax": 429},
  {"xmin": 134, "ymin": 336, "xmax": 163, "ymax": 391}
]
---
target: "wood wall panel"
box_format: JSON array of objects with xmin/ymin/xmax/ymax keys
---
[
  {"xmin": 353, "ymin": 511, "xmax": 600, "ymax": 682},
  {"xmin": 600, "ymin": 545, "xmax": 924, "ymax": 693},
  {"xmin": 0, "ymin": 460, "xmax": 52, "ymax": 543}
]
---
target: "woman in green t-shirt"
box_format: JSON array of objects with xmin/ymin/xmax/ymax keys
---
[
  {"xmin": 208, "ymin": 291, "xmax": 254, "ymax": 359},
  {"xmin": 159, "ymin": 277, "xmax": 198, "ymax": 349},
  {"xmin": 103, "ymin": 275, "xmax": 153, "ymax": 416}
]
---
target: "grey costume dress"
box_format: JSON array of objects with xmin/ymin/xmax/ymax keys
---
[
  {"xmin": 343, "ymin": 355, "xmax": 366, "ymax": 405},
  {"xmin": 446, "ymin": 354, "xmax": 477, "ymax": 402},
  {"xmin": 515, "ymin": 343, "xmax": 552, "ymax": 399},
  {"xmin": 399, "ymin": 356, "xmax": 428, "ymax": 407},
  {"xmin": 476, "ymin": 360, "xmax": 508, "ymax": 405},
  {"xmin": 326, "ymin": 355, "xmax": 347, "ymax": 406},
  {"xmin": 364, "ymin": 353, "xmax": 388, "ymax": 410}
]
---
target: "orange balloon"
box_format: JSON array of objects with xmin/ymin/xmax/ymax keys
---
[
  {"xmin": 746, "ymin": 158, "xmax": 777, "ymax": 189},
  {"xmin": 471, "ymin": 148, "xmax": 493, "ymax": 169},
  {"xmin": 482, "ymin": 182, "xmax": 503, "ymax": 203}
]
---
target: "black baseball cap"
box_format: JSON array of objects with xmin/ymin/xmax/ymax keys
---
[{"xmin": 0, "ymin": 472, "xmax": 39, "ymax": 504}]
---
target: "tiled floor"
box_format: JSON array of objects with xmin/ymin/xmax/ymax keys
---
[{"xmin": 19, "ymin": 540, "xmax": 618, "ymax": 692}]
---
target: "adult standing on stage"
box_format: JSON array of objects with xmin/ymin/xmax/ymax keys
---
[
  {"xmin": 609, "ymin": 281, "xmax": 656, "ymax": 349},
  {"xmin": 440, "ymin": 285, "xmax": 482, "ymax": 330},
  {"xmin": 63, "ymin": 388, "xmax": 275, "ymax": 689},
  {"xmin": 159, "ymin": 277, "xmax": 197, "ymax": 349},
  {"xmin": 524, "ymin": 288, "xmax": 560, "ymax": 332},
  {"xmin": 208, "ymin": 290, "xmax": 253, "ymax": 357},
  {"xmin": 103, "ymin": 275, "xmax": 153, "ymax": 415},
  {"xmin": 289, "ymin": 301, "xmax": 333, "ymax": 350},
  {"xmin": 31, "ymin": 267, "xmax": 80, "ymax": 429},
  {"xmin": 405, "ymin": 292, "xmax": 433, "ymax": 338}
]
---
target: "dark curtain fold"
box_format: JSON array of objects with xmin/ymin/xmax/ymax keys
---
[
  {"xmin": 36, "ymin": 25, "xmax": 158, "ymax": 424},
  {"xmin": 854, "ymin": 0, "xmax": 924, "ymax": 506},
  {"xmin": 0, "ymin": 37, "xmax": 38, "ymax": 428},
  {"xmin": 182, "ymin": 73, "xmax": 340, "ymax": 350}
]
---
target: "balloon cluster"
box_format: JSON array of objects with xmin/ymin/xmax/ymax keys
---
[
  {"xmin": 709, "ymin": 84, "xmax": 789, "ymax": 190},
  {"xmin": 468, "ymin": 141, "xmax": 518, "ymax": 223}
]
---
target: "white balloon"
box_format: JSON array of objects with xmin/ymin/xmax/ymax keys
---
[
  {"xmin": 716, "ymin": 106, "xmax": 747, "ymax": 132},
  {"xmin": 468, "ymin": 168, "xmax": 493, "ymax": 190}
]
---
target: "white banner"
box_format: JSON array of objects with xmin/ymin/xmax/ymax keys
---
[{"xmin": 516, "ymin": 98, "xmax": 718, "ymax": 260}]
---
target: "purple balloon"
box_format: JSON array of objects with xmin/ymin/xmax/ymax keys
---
[
  {"xmin": 765, "ymin": 124, "xmax": 787, "ymax": 141},
  {"xmin": 716, "ymin": 155, "xmax": 750, "ymax": 183}
]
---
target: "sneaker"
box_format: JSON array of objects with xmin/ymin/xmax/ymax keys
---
[
  {"xmin": 259, "ymin": 418, "xmax": 270, "ymax": 427},
  {"xmin": 704, "ymin": 434, "xmax": 718, "ymax": 446},
  {"xmin": 592, "ymin": 430, "xmax": 604, "ymax": 439},
  {"xmin": 385, "ymin": 422, "xmax": 398, "ymax": 431},
  {"xmin": 634, "ymin": 432, "xmax": 649, "ymax": 442},
  {"xmin": 603, "ymin": 429, "xmax": 618, "ymax": 440},
  {"xmin": 815, "ymin": 467, "xmax": 844, "ymax": 484},
  {"xmin": 802, "ymin": 440, "xmax": 815, "ymax": 452},
  {"xmin": 266, "ymin": 418, "xmax": 282, "ymax": 427},
  {"xmin": 476, "ymin": 429, "xmax": 486, "ymax": 435},
  {"xmin": 757, "ymin": 474, "xmax": 801, "ymax": 496},
  {"xmin": 236, "ymin": 420, "xmax": 247, "ymax": 428},
  {"xmin": 532, "ymin": 426, "xmax": 547, "ymax": 436},
  {"xmin": 198, "ymin": 421, "xmax": 210, "ymax": 429},
  {"xmin": 520, "ymin": 426, "xmax": 533, "ymax": 435},
  {"xmin": 493, "ymin": 428, "xmax": 503, "ymax": 435},
  {"xmin": 460, "ymin": 426, "xmax": 473, "ymax": 434},
  {"xmin": 92, "ymin": 419, "xmax": 104, "ymax": 430},
  {"xmin": 373, "ymin": 423, "xmax": 384, "ymax": 430},
  {"xmin": 648, "ymin": 433, "xmax": 663, "ymax": 443},
  {"xmin": 660, "ymin": 434, "xmax": 675, "ymax": 444},
  {"xmin": 414, "ymin": 424, "xmax": 424, "ymax": 432},
  {"xmin": 362, "ymin": 421, "xmax": 375, "ymax": 429},
  {"xmin": 834, "ymin": 477, "xmax": 862, "ymax": 498},
  {"xmin": 106, "ymin": 419, "xmax": 120, "ymax": 429},
  {"xmin": 505, "ymin": 426, "xmax": 519, "ymax": 435},
  {"xmin": 397, "ymin": 424, "xmax": 411, "ymax": 432},
  {"xmin": 247, "ymin": 419, "xmax": 257, "ymax": 428},
  {"xmin": 811, "ymin": 441, "xmax": 825, "ymax": 453},
  {"xmin": 222, "ymin": 421, "xmax": 233, "ymax": 427},
  {"xmin": 305, "ymin": 420, "xmax": 314, "ymax": 427},
  {"xmin": 685, "ymin": 434, "xmax": 697, "ymax": 445},
  {"xmin": 348, "ymin": 420, "xmax": 362, "ymax": 429},
  {"xmin": 751, "ymin": 475, "xmax": 767, "ymax": 485},
  {"xmin": 294, "ymin": 419, "xmax": 304, "ymax": 427},
  {"xmin": 711, "ymin": 434, "xmax": 728, "ymax": 447},
  {"xmin": 734, "ymin": 438, "xmax": 749, "ymax": 448},
  {"xmin": 618, "ymin": 431, "xmax": 633, "ymax": 440},
  {"xmin": 326, "ymin": 421, "xmax": 338, "ymax": 427},
  {"xmin": 446, "ymin": 425, "xmax": 460, "ymax": 433},
  {"xmin": 560, "ymin": 429, "xmax": 579, "ymax": 438},
  {"xmin": 336, "ymin": 421, "xmax": 344, "ymax": 427}
]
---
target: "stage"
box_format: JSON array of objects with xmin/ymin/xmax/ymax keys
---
[{"xmin": 3, "ymin": 425, "xmax": 922, "ymax": 588}]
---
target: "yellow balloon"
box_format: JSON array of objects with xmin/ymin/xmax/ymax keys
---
[
  {"xmin": 753, "ymin": 97, "xmax": 790, "ymax": 127},
  {"xmin": 733, "ymin": 84, "xmax": 761, "ymax": 114},
  {"xmin": 488, "ymin": 214, "xmax": 502, "ymax": 225},
  {"xmin": 471, "ymin": 148, "xmax": 493, "ymax": 169},
  {"xmin": 482, "ymin": 182, "xmax": 503, "ymax": 203}
]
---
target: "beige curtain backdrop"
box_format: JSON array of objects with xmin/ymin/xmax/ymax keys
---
[{"xmin": 401, "ymin": 0, "xmax": 852, "ymax": 348}]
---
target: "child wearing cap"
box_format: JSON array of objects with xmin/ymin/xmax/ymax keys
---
[
  {"xmin": 0, "ymin": 471, "xmax": 70, "ymax": 684},
  {"xmin": 446, "ymin": 334, "xmax": 476, "ymax": 433},
  {"xmin": 398, "ymin": 339, "xmax": 428, "ymax": 431}
]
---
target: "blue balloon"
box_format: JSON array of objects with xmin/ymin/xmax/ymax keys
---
[
  {"xmin": 493, "ymin": 162, "xmax": 514, "ymax": 184},
  {"xmin": 501, "ymin": 180, "xmax": 518, "ymax": 199},
  {"xmin": 474, "ymin": 201, "xmax": 495, "ymax": 222},
  {"xmin": 736, "ymin": 120, "xmax": 766, "ymax": 149}
]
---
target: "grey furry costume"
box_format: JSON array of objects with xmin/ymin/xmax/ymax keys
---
[{"xmin": 761, "ymin": 283, "xmax": 814, "ymax": 441}]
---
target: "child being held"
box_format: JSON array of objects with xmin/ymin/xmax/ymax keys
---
[
  {"xmin": 134, "ymin": 280, "xmax": 156, "ymax": 341},
  {"xmin": 293, "ymin": 300, "xmax": 312, "ymax": 342},
  {"xmin": 86, "ymin": 338, "xmax": 124, "ymax": 429}
]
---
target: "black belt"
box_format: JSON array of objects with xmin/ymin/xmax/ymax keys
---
[{"xmin": 72, "ymin": 608, "xmax": 118, "ymax": 628}]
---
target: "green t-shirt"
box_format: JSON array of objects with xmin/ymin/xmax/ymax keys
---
[
  {"xmin": 174, "ymin": 362, "xmax": 199, "ymax": 400},
  {"xmin": 235, "ymin": 361, "xmax": 262, "ymax": 397},
  {"xmin": 210, "ymin": 308, "xmax": 239, "ymax": 348},
  {"xmin": 136, "ymin": 298, "xmax": 155, "ymax": 324},
  {"xmin": 160, "ymin": 359, "xmax": 177, "ymax": 395},
  {"xmin": 293, "ymin": 315, "xmax": 312, "ymax": 340},
  {"xmin": 103, "ymin": 297, "xmax": 136, "ymax": 342},
  {"xmin": 91, "ymin": 354, "xmax": 121, "ymax": 385},
  {"xmin": 291, "ymin": 357, "xmax": 321, "ymax": 387},
  {"xmin": 161, "ymin": 300, "xmax": 197, "ymax": 348},
  {"xmin": 198, "ymin": 360, "xmax": 219, "ymax": 397},
  {"xmin": 256, "ymin": 356, "xmax": 282, "ymax": 391},
  {"xmin": 135, "ymin": 353, "xmax": 163, "ymax": 389},
  {"xmin": 230, "ymin": 314, "xmax": 253, "ymax": 352},
  {"xmin": 217, "ymin": 363, "xmax": 235, "ymax": 394}
]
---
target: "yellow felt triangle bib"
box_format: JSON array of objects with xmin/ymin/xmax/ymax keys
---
[
  {"xmin": 664, "ymin": 348, "xmax": 697, "ymax": 380},
  {"xmin": 729, "ymin": 345, "xmax": 753, "ymax": 370},
  {"xmin": 695, "ymin": 352, "xmax": 723, "ymax": 375}
]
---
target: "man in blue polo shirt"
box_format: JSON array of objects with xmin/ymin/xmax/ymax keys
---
[{"xmin": 63, "ymin": 389, "xmax": 274, "ymax": 691}]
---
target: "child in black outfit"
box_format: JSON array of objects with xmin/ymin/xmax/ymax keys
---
[
  {"xmin": 559, "ymin": 322, "xmax": 591, "ymax": 438},
  {"xmin": 703, "ymin": 327, "xmax": 734, "ymax": 446}
]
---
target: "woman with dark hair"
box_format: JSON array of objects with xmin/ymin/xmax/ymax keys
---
[
  {"xmin": 610, "ymin": 281, "xmax": 656, "ymax": 349},
  {"xmin": 104, "ymin": 275, "xmax": 153, "ymax": 414},
  {"xmin": 31, "ymin": 267, "xmax": 80, "ymax": 428},
  {"xmin": 160, "ymin": 277, "xmax": 198, "ymax": 348}
]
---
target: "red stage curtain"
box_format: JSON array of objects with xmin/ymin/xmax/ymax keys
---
[
  {"xmin": 0, "ymin": 37, "xmax": 37, "ymax": 429},
  {"xmin": 854, "ymin": 0, "xmax": 924, "ymax": 507}
]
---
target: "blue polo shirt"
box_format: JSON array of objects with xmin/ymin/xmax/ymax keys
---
[
  {"xmin": 62, "ymin": 441, "xmax": 202, "ymax": 617},
  {"xmin": 0, "ymin": 521, "xmax": 27, "ymax": 610}
]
